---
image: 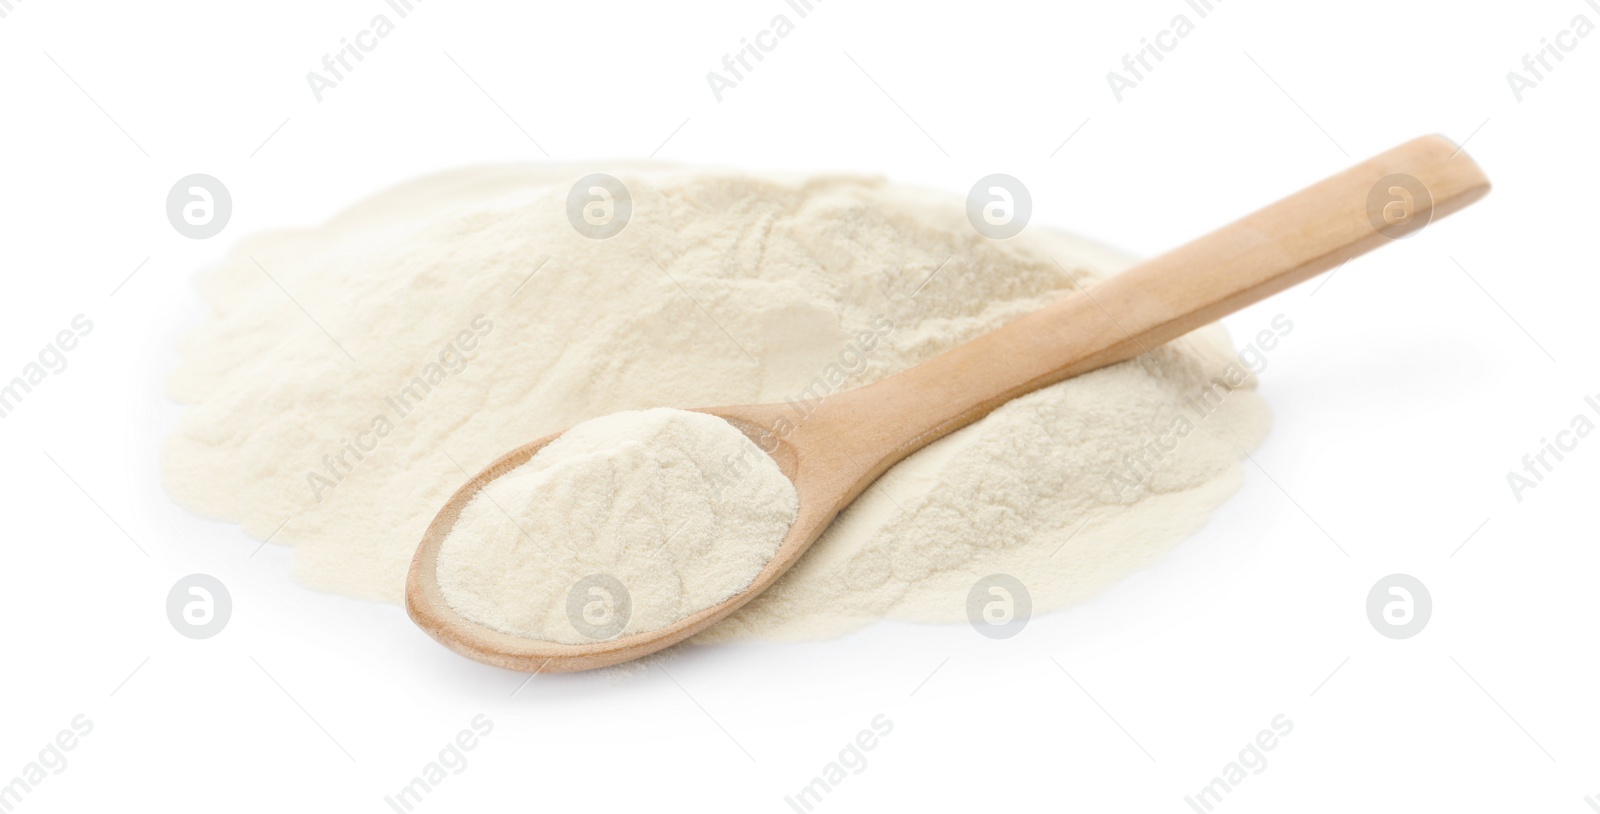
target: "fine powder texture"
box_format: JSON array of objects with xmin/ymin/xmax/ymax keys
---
[
  {"xmin": 434, "ymin": 408, "xmax": 797, "ymax": 644},
  {"xmin": 162, "ymin": 164, "xmax": 1272, "ymax": 644}
]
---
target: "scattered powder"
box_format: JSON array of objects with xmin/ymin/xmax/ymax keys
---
[
  {"xmin": 434, "ymin": 408, "xmax": 797, "ymax": 644},
  {"xmin": 162, "ymin": 164, "xmax": 1271, "ymax": 644}
]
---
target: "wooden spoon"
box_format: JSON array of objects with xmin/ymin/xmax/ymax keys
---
[{"xmin": 408, "ymin": 135, "xmax": 1490, "ymax": 672}]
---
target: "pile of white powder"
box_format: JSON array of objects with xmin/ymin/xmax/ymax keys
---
[
  {"xmin": 163, "ymin": 164, "xmax": 1271, "ymax": 644},
  {"xmin": 435, "ymin": 408, "xmax": 797, "ymax": 644}
]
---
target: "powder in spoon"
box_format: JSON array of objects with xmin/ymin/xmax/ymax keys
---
[{"xmin": 434, "ymin": 408, "xmax": 798, "ymax": 644}]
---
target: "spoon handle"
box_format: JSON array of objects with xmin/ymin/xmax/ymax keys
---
[{"xmin": 813, "ymin": 134, "xmax": 1490, "ymax": 484}]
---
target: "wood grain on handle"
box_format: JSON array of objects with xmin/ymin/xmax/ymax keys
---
[{"xmin": 805, "ymin": 134, "xmax": 1491, "ymax": 491}]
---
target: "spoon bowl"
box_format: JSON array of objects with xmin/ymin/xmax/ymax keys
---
[{"xmin": 406, "ymin": 403, "xmax": 833, "ymax": 673}]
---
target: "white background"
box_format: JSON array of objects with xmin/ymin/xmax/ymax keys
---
[{"xmin": 1, "ymin": 0, "xmax": 1596, "ymax": 811}]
